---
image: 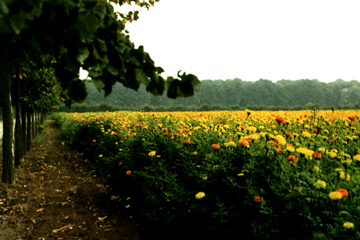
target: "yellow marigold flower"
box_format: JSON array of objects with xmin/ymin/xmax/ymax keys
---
[
  {"xmin": 353, "ymin": 154, "xmax": 360, "ymax": 161},
  {"xmin": 247, "ymin": 134, "xmax": 260, "ymax": 141},
  {"xmin": 328, "ymin": 191, "xmax": 343, "ymax": 200},
  {"xmin": 328, "ymin": 151, "xmax": 337, "ymax": 158},
  {"xmin": 318, "ymin": 147, "xmax": 326, "ymax": 153},
  {"xmin": 192, "ymin": 151, "xmax": 198, "ymax": 155},
  {"xmin": 274, "ymin": 135, "xmax": 286, "ymax": 146},
  {"xmin": 315, "ymin": 179, "xmax": 326, "ymax": 189},
  {"xmin": 195, "ymin": 192, "xmax": 206, "ymax": 200},
  {"xmin": 346, "ymin": 174, "xmax": 351, "ymax": 181},
  {"xmin": 286, "ymin": 145, "xmax": 295, "ymax": 152},
  {"xmin": 339, "ymin": 172, "xmax": 346, "ymax": 180},
  {"xmin": 224, "ymin": 141, "xmax": 237, "ymax": 147},
  {"xmin": 296, "ymin": 147, "xmax": 314, "ymax": 159},
  {"xmin": 343, "ymin": 222, "xmax": 355, "ymax": 229},
  {"xmin": 302, "ymin": 131, "xmax": 311, "ymax": 138},
  {"xmin": 99, "ymin": 154, "xmax": 103, "ymax": 158},
  {"xmin": 148, "ymin": 151, "xmax": 156, "ymax": 157},
  {"xmin": 246, "ymin": 126, "xmax": 257, "ymax": 133}
]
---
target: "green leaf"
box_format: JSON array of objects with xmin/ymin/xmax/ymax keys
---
[
  {"xmin": 91, "ymin": 79, "xmax": 105, "ymax": 91},
  {"xmin": 135, "ymin": 68, "xmax": 150, "ymax": 86},
  {"xmin": 0, "ymin": 1, "xmax": 9, "ymax": 15},
  {"xmin": 9, "ymin": 14, "xmax": 25, "ymax": 35},
  {"xmin": 106, "ymin": 64, "xmax": 119, "ymax": 76},
  {"xmin": 77, "ymin": 46, "xmax": 90, "ymax": 64},
  {"xmin": 93, "ymin": 0, "xmax": 107, "ymax": 20}
]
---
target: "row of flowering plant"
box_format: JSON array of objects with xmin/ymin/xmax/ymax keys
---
[{"xmin": 53, "ymin": 110, "xmax": 360, "ymax": 239}]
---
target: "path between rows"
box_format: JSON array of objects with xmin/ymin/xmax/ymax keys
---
[{"xmin": 0, "ymin": 120, "xmax": 144, "ymax": 240}]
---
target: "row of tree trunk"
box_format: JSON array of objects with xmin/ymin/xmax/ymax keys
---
[{"xmin": 1, "ymin": 72, "xmax": 46, "ymax": 184}]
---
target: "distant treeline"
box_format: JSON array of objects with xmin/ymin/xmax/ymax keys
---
[{"xmin": 58, "ymin": 78, "xmax": 360, "ymax": 112}]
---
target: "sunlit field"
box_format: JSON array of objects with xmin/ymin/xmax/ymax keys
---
[{"xmin": 53, "ymin": 110, "xmax": 360, "ymax": 239}]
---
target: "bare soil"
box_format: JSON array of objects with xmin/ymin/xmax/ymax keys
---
[{"xmin": 0, "ymin": 121, "xmax": 145, "ymax": 240}]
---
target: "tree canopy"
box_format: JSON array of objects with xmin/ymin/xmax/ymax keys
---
[
  {"xmin": 0, "ymin": 0, "xmax": 199, "ymax": 183},
  {"xmin": 0, "ymin": 0, "xmax": 199, "ymax": 103}
]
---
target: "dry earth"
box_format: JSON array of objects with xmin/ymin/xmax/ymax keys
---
[{"xmin": 0, "ymin": 121, "xmax": 145, "ymax": 240}]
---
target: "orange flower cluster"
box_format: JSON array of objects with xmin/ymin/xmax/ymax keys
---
[{"xmin": 211, "ymin": 144, "xmax": 220, "ymax": 150}]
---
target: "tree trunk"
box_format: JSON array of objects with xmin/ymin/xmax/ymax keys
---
[
  {"xmin": 26, "ymin": 110, "xmax": 31, "ymax": 151},
  {"xmin": 1, "ymin": 84, "xmax": 15, "ymax": 184},
  {"xmin": 14, "ymin": 71, "xmax": 23, "ymax": 167},
  {"xmin": 32, "ymin": 113, "xmax": 35, "ymax": 138},
  {"xmin": 21, "ymin": 101, "xmax": 27, "ymax": 155}
]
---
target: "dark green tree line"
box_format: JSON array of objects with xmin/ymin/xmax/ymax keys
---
[{"xmin": 64, "ymin": 78, "xmax": 360, "ymax": 111}]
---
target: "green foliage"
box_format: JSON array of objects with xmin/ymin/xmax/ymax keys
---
[{"xmin": 53, "ymin": 110, "xmax": 360, "ymax": 239}]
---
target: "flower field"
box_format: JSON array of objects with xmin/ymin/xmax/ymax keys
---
[{"xmin": 53, "ymin": 110, "xmax": 360, "ymax": 239}]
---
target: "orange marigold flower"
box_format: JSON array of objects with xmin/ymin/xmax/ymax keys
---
[
  {"xmin": 348, "ymin": 116, "xmax": 356, "ymax": 121},
  {"xmin": 238, "ymin": 139, "xmax": 250, "ymax": 147},
  {"xmin": 285, "ymin": 132, "xmax": 292, "ymax": 137},
  {"xmin": 313, "ymin": 152, "xmax": 322, "ymax": 159},
  {"xmin": 118, "ymin": 161, "xmax": 123, "ymax": 166},
  {"xmin": 183, "ymin": 140, "xmax": 190, "ymax": 145},
  {"xmin": 288, "ymin": 155, "xmax": 298, "ymax": 164},
  {"xmin": 92, "ymin": 139, "xmax": 96, "ymax": 143},
  {"xmin": 211, "ymin": 144, "xmax": 220, "ymax": 150},
  {"xmin": 312, "ymin": 128, "xmax": 318, "ymax": 133},
  {"xmin": 336, "ymin": 188, "xmax": 349, "ymax": 199},
  {"xmin": 275, "ymin": 117, "xmax": 284, "ymax": 124},
  {"xmin": 254, "ymin": 196, "xmax": 264, "ymax": 202},
  {"xmin": 126, "ymin": 170, "xmax": 132, "ymax": 175}
]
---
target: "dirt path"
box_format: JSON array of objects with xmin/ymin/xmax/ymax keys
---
[{"xmin": 0, "ymin": 121, "xmax": 144, "ymax": 240}]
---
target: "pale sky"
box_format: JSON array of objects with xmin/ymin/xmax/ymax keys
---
[{"xmin": 114, "ymin": 0, "xmax": 360, "ymax": 83}]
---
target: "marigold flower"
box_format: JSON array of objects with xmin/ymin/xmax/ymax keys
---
[
  {"xmin": 118, "ymin": 161, "xmax": 123, "ymax": 166},
  {"xmin": 254, "ymin": 196, "xmax": 264, "ymax": 202},
  {"xmin": 211, "ymin": 144, "xmax": 220, "ymax": 150},
  {"xmin": 348, "ymin": 116, "xmax": 356, "ymax": 121},
  {"xmin": 328, "ymin": 191, "xmax": 342, "ymax": 200},
  {"xmin": 296, "ymin": 147, "xmax": 314, "ymax": 159},
  {"xmin": 312, "ymin": 152, "xmax": 322, "ymax": 159},
  {"xmin": 286, "ymin": 144, "xmax": 295, "ymax": 152},
  {"xmin": 238, "ymin": 139, "xmax": 250, "ymax": 147},
  {"xmin": 343, "ymin": 222, "xmax": 355, "ymax": 229},
  {"xmin": 246, "ymin": 126, "xmax": 257, "ymax": 132},
  {"xmin": 274, "ymin": 135, "xmax": 286, "ymax": 146},
  {"xmin": 99, "ymin": 154, "xmax": 103, "ymax": 158},
  {"xmin": 183, "ymin": 140, "xmax": 190, "ymax": 145},
  {"xmin": 275, "ymin": 117, "xmax": 284, "ymax": 124},
  {"xmin": 315, "ymin": 179, "xmax": 326, "ymax": 189},
  {"xmin": 148, "ymin": 151, "xmax": 156, "ymax": 157},
  {"xmin": 92, "ymin": 139, "xmax": 96, "ymax": 143},
  {"xmin": 336, "ymin": 188, "xmax": 349, "ymax": 198},
  {"xmin": 288, "ymin": 155, "xmax": 298, "ymax": 164},
  {"xmin": 195, "ymin": 192, "xmax": 206, "ymax": 200},
  {"xmin": 224, "ymin": 141, "xmax": 236, "ymax": 147},
  {"xmin": 285, "ymin": 132, "xmax": 292, "ymax": 138},
  {"xmin": 302, "ymin": 131, "xmax": 311, "ymax": 138},
  {"xmin": 126, "ymin": 170, "xmax": 131, "ymax": 175},
  {"xmin": 353, "ymin": 154, "xmax": 360, "ymax": 161}
]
